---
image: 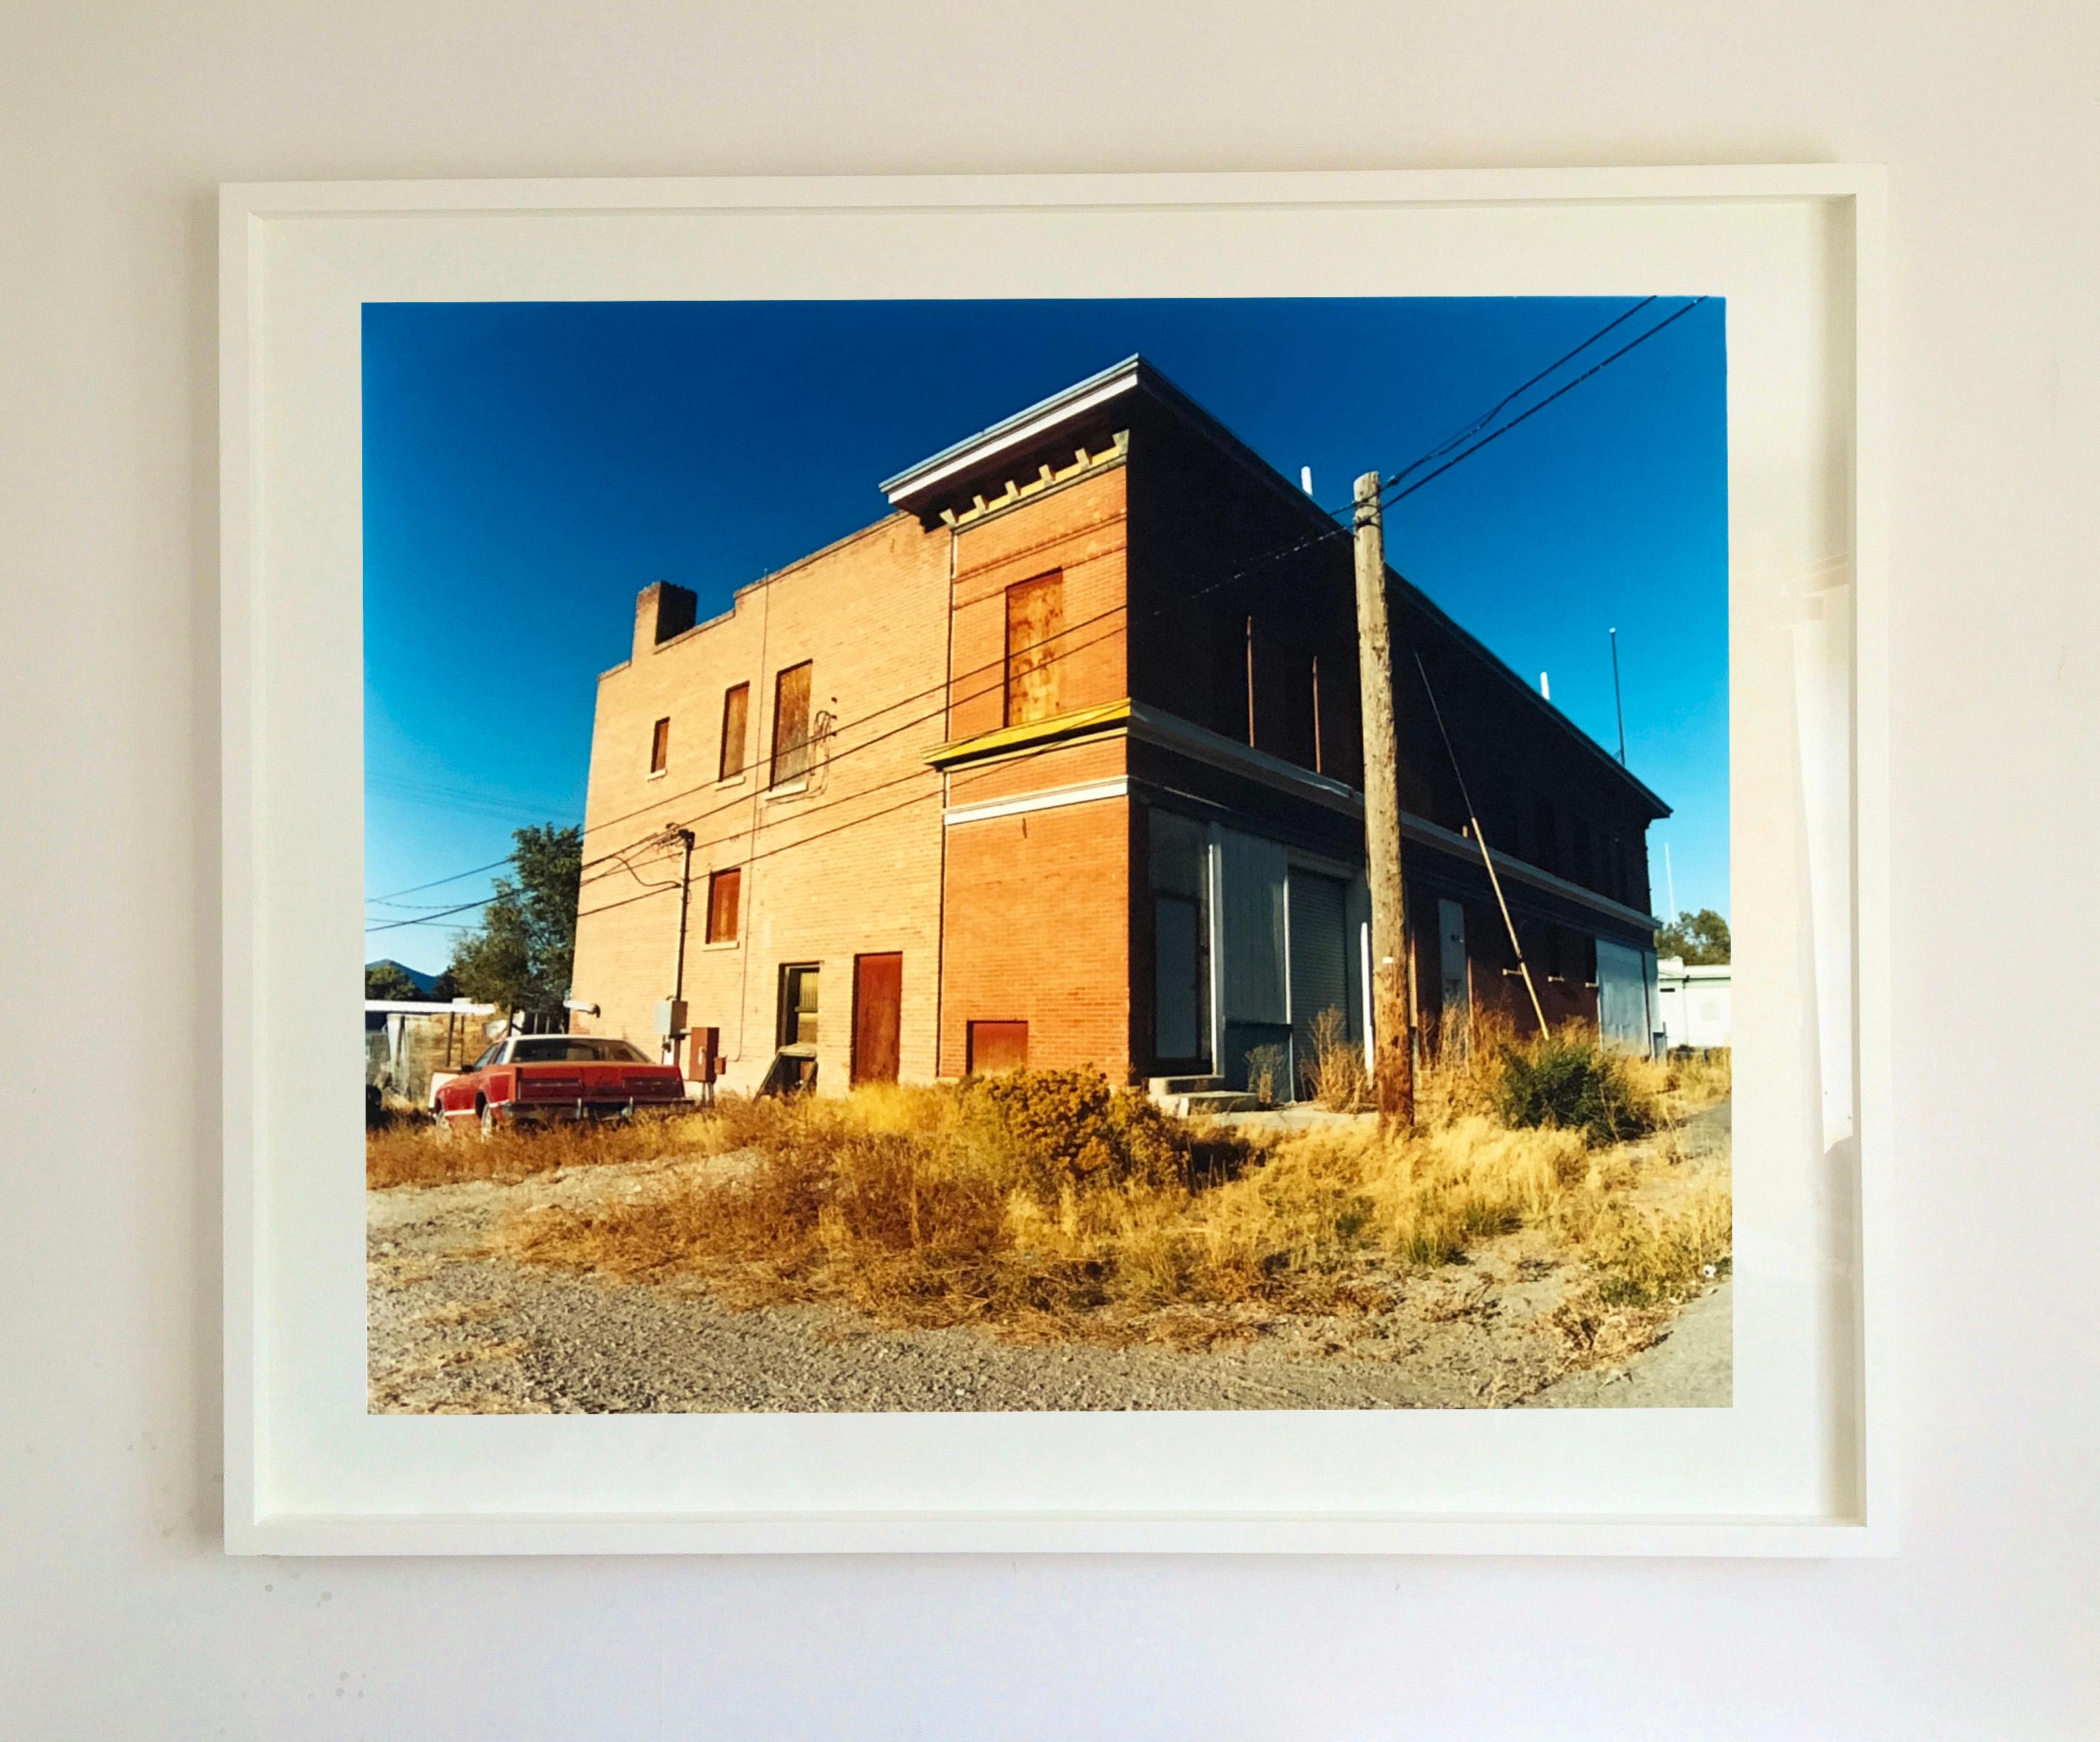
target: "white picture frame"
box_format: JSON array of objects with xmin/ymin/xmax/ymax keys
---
[{"xmin": 222, "ymin": 165, "xmax": 1890, "ymax": 1556}]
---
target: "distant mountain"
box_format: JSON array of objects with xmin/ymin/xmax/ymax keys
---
[{"xmin": 366, "ymin": 958, "xmax": 440, "ymax": 996}]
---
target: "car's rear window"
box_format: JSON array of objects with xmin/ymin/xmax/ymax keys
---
[{"xmin": 509, "ymin": 1038, "xmax": 651, "ymax": 1064}]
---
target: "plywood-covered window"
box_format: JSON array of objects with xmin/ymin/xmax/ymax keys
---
[
  {"xmin": 770, "ymin": 661, "xmax": 812, "ymax": 786},
  {"xmin": 649, "ymin": 716, "xmax": 671, "ymax": 774},
  {"xmin": 704, "ymin": 867, "xmax": 740, "ymax": 944},
  {"xmin": 719, "ymin": 684, "xmax": 748, "ymax": 780},
  {"xmin": 967, "ymin": 1019, "xmax": 1029, "ymax": 1074},
  {"xmin": 1003, "ymin": 572, "xmax": 1064, "ymax": 726}
]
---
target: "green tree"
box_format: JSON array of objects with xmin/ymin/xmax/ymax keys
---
[
  {"xmin": 1656, "ymin": 907, "xmax": 1730, "ymax": 965},
  {"xmin": 446, "ymin": 824, "xmax": 582, "ymax": 1021},
  {"xmin": 364, "ymin": 961, "xmax": 423, "ymax": 1001}
]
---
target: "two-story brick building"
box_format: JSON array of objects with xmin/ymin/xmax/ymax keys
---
[{"xmin": 568, "ymin": 357, "xmax": 1669, "ymax": 1096}]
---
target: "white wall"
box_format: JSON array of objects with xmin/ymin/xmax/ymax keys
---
[{"xmin": 4, "ymin": 3, "xmax": 2097, "ymax": 1733}]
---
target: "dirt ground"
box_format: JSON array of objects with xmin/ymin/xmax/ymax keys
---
[{"xmin": 368, "ymin": 1104, "xmax": 1731, "ymax": 1413}]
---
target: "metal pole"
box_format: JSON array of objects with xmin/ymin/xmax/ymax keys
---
[
  {"xmin": 1414, "ymin": 651, "xmax": 1550, "ymax": 1036},
  {"xmin": 1609, "ymin": 626, "xmax": 1627, "ymax": 766},
  {"xmin": 1352, "ymin": 473, "xmax": 1414, "ymax": 1126}
]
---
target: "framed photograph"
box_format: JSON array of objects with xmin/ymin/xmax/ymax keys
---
[{"xmin": 222, "ymin": 165, "xmax": 1888, "ymax": 1555}]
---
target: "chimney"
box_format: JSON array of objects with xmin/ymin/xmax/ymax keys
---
[{"xmin": 634, "ymin": 581, "xmax": 697, "ymax": 659}]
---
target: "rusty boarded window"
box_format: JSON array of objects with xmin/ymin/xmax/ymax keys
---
[
  {"xmin": 719, "ymin": 684, "xmax": 748, "ymax": 780},
  {"xmin": 770, "ymin": 661, "xmax": 812, "ymax": 785},
  {"xmin": 967, "ymin": 1019, "xmax": 1029, "ymax": 1073},
  {"xmin": 1004, "ymin": 572, "xmax": 1064, "ymax": 726},
  {"xmin": 649, "ymin": 716, "xmax": 671, "ymax": 774},
  {"xmin": 705, "ymin": 866, "xmax": 740, "ymax": 944}
]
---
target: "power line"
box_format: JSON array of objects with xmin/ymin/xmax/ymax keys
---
[
  {"xmin": 569, "ymin": 592, "xmax": 1133, "ymax": 867},
  {"xmin": 366, "ymin": 892, "xmax": 503, "ymax": 934},
  {"xmin": 573, "ymin": 611, "xmax": 1138, "ymax": 891},
  {"xmin": 571, "ymin": 736, "xmax": 1083, "ymax": 925},
  {"xmin": 1379, "ymin": 297, "xmax": 1712, "ymax": 510},
  {"xmin": 367, "ymin": 854, "xmax": 517, "ymax": 905},
  {"xmin": 1377, "ymin": 297, "xmax": 1659, "ymax": 497}
]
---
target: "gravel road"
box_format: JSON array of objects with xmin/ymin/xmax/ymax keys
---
[{"xmin": 369, "ymin": 1110, "xmax": 1732, "ymax": 1414}]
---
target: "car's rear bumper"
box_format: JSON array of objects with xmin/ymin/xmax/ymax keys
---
[{"xmin": 487, "ymin": 1097, "xmax": 686, "ymax": 1125}]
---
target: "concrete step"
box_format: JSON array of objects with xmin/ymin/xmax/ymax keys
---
[
  {"xmin": 1147, "ymin": 1073, "xmax": 1223, "ymax": 1097},
  {"xmin": 1163, "ymin": 1088, "xmax": 1265, "ymax": 1117}
]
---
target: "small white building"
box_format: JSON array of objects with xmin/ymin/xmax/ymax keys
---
[
  {"xmin": 365, "ymin": 999, "xmax": 501, "ymax": 1107},
  {"xmin": 1656, "ymin": 957, "xmax": 1731, "ymax": 1051}
]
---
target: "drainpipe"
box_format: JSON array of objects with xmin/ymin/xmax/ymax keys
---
[{"xmin": 671, "ymin": 826, "xmax": 695, "ymax": 1062}]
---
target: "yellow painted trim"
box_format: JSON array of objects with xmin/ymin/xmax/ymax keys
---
[{"xmin": 925, "ymin": 698, "xmax": 1133, "ymax": 768}]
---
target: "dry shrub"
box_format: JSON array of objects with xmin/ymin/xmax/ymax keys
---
[
  {"xmin": 1242, "ymin": 1044, "xmax": 1288, "ymax": 1108},
  {"xmin": 1493, "ymin": 1024, "xmax": 1657, "ymax": 1145},
  {"xmin": 1304, "ymin": 1007, "xmax": 1371, "ymax": 1110},
  {"xmin": 961, "ymin": 1068, "xmax": 1194, "ymax": 1199}
]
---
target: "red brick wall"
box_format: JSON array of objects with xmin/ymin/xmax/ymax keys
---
[
  {"xmin": 947, "ymin": 736, "xmax": 1126, "ymax": 808},
  {"xmin": 939, "ymin": 795, "xmax": 1132, "ymax": 1080},
  {"xmin": 947, "ymin": 467, "xmax": 1128, "ymax": 741}
]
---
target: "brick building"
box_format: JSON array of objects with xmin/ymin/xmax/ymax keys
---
[{"xmin": 568, "ymin": 358, "xmax": 1669, "ymax": 1096}]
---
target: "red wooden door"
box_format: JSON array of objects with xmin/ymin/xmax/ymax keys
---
[{"xmin": 851, "ymin": 953, "xmax": 902, "ymax": 1085}]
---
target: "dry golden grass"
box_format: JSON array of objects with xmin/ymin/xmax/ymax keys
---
[
  {"xmin": 468, "ymin": 1056, "xmax": 1728, "ymax": 1344},
  {"xmin": 364, "ymin": 1106, "xmax": 728, "ymax": 1190},
  {"xmin": 369, "ymin": 1024, "xmax": 1730, "ymax": 1351}
]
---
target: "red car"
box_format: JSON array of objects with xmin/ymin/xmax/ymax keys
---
[{"xmin": 433, "ymin": 1035, "xmax": 687, "ymax": 1135}]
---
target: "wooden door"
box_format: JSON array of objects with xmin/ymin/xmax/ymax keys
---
[{"xmin": 851, "ymin": 952, "xmax": 902, "ymax": 1084}]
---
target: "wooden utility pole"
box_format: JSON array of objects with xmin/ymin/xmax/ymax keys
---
[{"xmin": 1352, "ymin": 472, "xmax": 1414, "ymax": 1125}]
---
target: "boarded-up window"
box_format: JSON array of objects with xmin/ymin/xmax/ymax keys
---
[
  {"xmin": 719, "ymin": 684, "xmax": 748, "ymax": 780},
  {"xmin": 770, "ymin": 661, "xmax": 811, "ymax": 785},
  {"xmin": 705, "ymin": 867, "xmax": 740, "ymax": 943},
  {"xmin": 1004, "ymin": 572, "xmax": 1064, "ymax": 726},
  {"xmin": 967, "ymin": 1020, "xmax": 1029, "ymax": 1074},
  {"xmin": 649, "ymin": 716, "xmax": 671, "ymax": 773}
]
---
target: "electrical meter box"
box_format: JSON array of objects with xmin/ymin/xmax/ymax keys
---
[{"xmin": 654, "ymin": 997, "xmax": 687, "ymax": 1038}]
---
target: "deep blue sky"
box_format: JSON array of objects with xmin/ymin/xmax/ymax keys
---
[{"xmin": 364, "ymin": 297, "xmax": 1728, "ymax": 972}]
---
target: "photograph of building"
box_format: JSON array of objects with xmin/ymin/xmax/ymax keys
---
[
  {"xmin": 570, "ymin": 358, "xmax": 1670, "ymax": 1098},
  {"xmin": 360, "ymin": 295, "xmax": 1731, "ymax": 1416}
]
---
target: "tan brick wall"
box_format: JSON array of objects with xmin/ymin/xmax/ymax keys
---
[
  {"xmin": 938, "ymin": 795, "xmax": 1132, "ymax": 1080},
  {"xmin": 570, "ymin": 513, "xmax": 953, "ymax": 1093},
  {"xmin": 573, "ymin": 465, "xmax": 1143, "ymax": 1093}
]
